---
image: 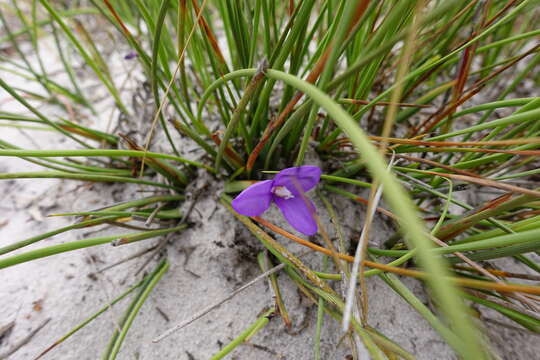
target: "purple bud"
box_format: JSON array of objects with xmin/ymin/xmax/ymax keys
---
[{"xmin": 124, "ymin": 51, "xmax": 138, "ymax": 60}]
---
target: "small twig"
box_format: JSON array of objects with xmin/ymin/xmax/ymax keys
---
[
  {"xmin": 152, "ymin": 262, "xmax": 286, "ymax": 343},
  {"xmin": 105, "ymin": 221, "xmax": 164, "ymax": 231},
  {"xmin": 0, "ymin": 321, "xmax": 15, "ymax": 341},
  {"xmin": 145, "ymin": 203, "xmax": 166, "ymax": 226},
  {"xmin": 0, "ymin": 318, "xmax": 50, "ymax": 360},
  {"xmin": 155, "ymin": 307, "xmax": 170, "ymax": 322},
  {"xmin": 242, "ymin": 341, "xmax": 286, "ymax": 359},
  {"xmin": 96, "ymin": 245, "xmax": 158, "ymax": 273},
  {"xmin": 133, "ymin": 234, "xmax": 171, "ymax": 277},
  {"xmin": 133, "ymin": 186, "xmax": 204, "ymax": 277}
]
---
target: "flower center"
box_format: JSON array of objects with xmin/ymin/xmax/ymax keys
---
[{"xmin": 271, "ymin": 186, "xmax": 295, "ymax": 199}]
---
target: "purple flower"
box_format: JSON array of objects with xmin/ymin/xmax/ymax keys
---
[
  {"xmin": 124, "ymin": 51, "xmax": 138, "ymax": 60},
  {"xmin": 232, "ymin": 166, "xmax": 321, "ymax": 236}
]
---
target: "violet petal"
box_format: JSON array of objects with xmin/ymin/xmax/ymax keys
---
[
  {"xmin": 232, "ymin": 180, "xmax": 273, "ymax": 216},
  {"xmin": 273, "ymin": 165, "xmax": 321, "ymax": 196},
  {"xmin": 274, "ymin": 195, "xmax": 318, "ymax": 236},
  {"xmin": 124, "ymin": 51, "xmax": 138, "ymax": 60}
]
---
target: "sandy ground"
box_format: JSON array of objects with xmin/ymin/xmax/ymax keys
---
[{"xmin": 1, "ymin": 25, "xmax": 539, "ymax": 360}]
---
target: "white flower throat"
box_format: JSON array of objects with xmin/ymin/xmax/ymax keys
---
[{"xmin": 271, "ymin": 186, "xmax": 295, "ymax": 199}]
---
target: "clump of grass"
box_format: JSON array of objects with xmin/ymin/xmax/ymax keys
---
[{"xmin": 1, "ymin": 1, "xmax": 539, "ymax": 359}]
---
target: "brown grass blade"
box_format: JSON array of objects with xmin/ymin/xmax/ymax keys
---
[{"xmin": 421, "ymin": 171, "xmax": 540, "ymax": 198}]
